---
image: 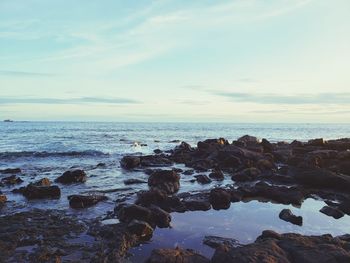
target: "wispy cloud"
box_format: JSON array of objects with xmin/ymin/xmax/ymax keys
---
[
  {"xmin": 0, "ymin": 70, "xmax": 54, "ymax": 77},
  {"xmin": 0, "ymin": 97, "xmax": 140, "ymax": 105},
  {"xmin": 214, "ymin": 92, "xmax": 350, "ymax": 105}
]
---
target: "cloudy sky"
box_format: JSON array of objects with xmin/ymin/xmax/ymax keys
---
[{"xmin": 1, "ymin": 0, "xmax": 349, "ymax": 122}]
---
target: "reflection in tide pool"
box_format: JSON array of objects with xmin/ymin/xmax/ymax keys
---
[{"xmin": 129, "ymin": 198, "xmax": 350, "ymax": 261}]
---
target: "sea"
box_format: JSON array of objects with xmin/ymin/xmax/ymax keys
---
[{"xmin": 1, "ymin": 121, "xmax": 350, "ymax": 260}]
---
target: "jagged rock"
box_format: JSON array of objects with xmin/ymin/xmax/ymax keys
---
[
  {"xmin": 55, "ymin": 169, "xmax": 87, "ymax": 184},
  {"xmin": 148, "ymin": 170, "xmax": 180, "ymax": 194},
  {"xmin": 209, "ymin": 188, "xmax": 231, "ymax": 210},
  {"xmin": 232, "ymin": 167, "xmax": 261, "ymax": 181},
  {"xmin": 203, "ymin": 236, "xmax": 241, "ymax": 249},
  {"xmin": 68, "ymin": 194, "xmax": 107, "ymax": 209},
  {"xmin": 127, "ymin": 219, "xmax": 153, "ymax": 240},
  {"xmin": 320, "ymin": 206, "xmax": 344, "ymax": 219},
  {"xmin": 279, "ymin": 209, "xmax": 303, "ymax": 226},
  {"xmin": 194, "ymin": 174, "xmax": 212, "ymax": 184},
  {"xmin": 209, "ymin": 168, "xmax": 224, "ymax": 180}
]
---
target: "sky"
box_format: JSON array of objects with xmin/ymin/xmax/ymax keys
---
[{"xmin": 0, "ymin": 0, "xmax": 350, "ymax": 122}]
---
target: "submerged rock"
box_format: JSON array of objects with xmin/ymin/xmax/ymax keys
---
[
  {"xmin": 127, "ymin": 219, "xmax": 153, "ymax": 240},
  {"xmin": 279, "ymin": 209, "xmax": 303, "ymax": 226},
  {"xmin": 0, "ymin": 174, "xmax": 23, "ymax": 185},
  {"xmin": 148, "ymin": 170, "xmax": 180, "ymax": 194},
  {"xmin": 0, "ymin": 168, "xmax": 21, "ymax": 174},
  {"xmin": 123, "ymin": 178, "xmax": 147, "ymax": 185},
  {"xmin": 14, "ymin": 184, "xmax": 61, "ymax": 199},
  {"xmin": 320, "ymin": 206, "xmax": 344, "ymax": 219},
  {"xmin": 68, "ymin": 194, "xmax": 107, "ymax": 209},
  {"xmin": 55, "ymin": 169, "xmax": 87, "ymax": 184},
  {"xmin": 146, "ymin": 247, "xmax": 210, "ymax": 263}
]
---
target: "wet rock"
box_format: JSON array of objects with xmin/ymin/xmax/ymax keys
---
[
  {"xmin": 146, "ymin": 247, "xmax": 210, "ymax": 263},
  {"xmin": 123, "ymin": 178, "xmax": 147, "ymax": 185},
  {"xmin": 183, "ymin": 199, "xmax": 211, "ymax": 211},
  {"xmin": 260, "ymin": 138, "xmax": 273, "ymax": 153},
  {"xmin": 203, "ymin": 236, "xmax": 241, "ymax": 249},
  {"xmin": 183, "ymin": 169, "xmax": 195, "ymax": 175},
  {"xmin": 0, "ymin": 194, "xmax": 7, "ymax": 204},
  {"xmin": 209, "ymin": 188, "xmax": 231, "ymax": 210},
  {"xmin": 209, "ymin": 168, "xmax": 224, "ymax": 180},
  {"xmin": 232, "ymin": 167, "xmax": 261, "ymax": 181},
  {"xmin": 279, "ymin": 209, "xmax": 303, "ymax": 226},
  {"xmin": 148, "ymin": 170, "xmax": 180, "ymax": 194},
  {"xmin": 320, "ymin": 206, "xmax": 344, "ymax": 219},
  {"xmin": 120, "ymin": 156, "xmax": 141, "ymax": 169},
  {"xmin": 117, "ymin": 204, "xmax": 153, "ymax": 223},
  {"xmin": 0, "ymin": 168, "xmax": 21, "ymax": 174},
  {"xmin": 194, "ymin": 174, "xmax": 212, "ymax": 184},
  {"xmin": 136, "ymin": 189, "xmax": 184, "ymax": 212},
  {"xmin": 1, "ymin": 174, "xmax": 23, "ymax": 185},
  {"xmin": 33, "ymin": 177, "xmax": 51, "ymax": 186},
  {"xmin": 55, "ymin": 169, "xmax": 87, "ymax": 184},
  {"xmin": 154, "ymin": 149, "xmax": 162, "ymax": 154},
  {"xmin": 127, "ymin": 219, "xmax": 153, "ymax": 240},
  {"xmin": 68, "ymin": 194, "xmax": 107, "ymax": 209},
  {"xmin": 15, "ymin": 184, "xmax": 61, "ymax": 199},
  {"xmin": 295, "ymin": 168, "xmax": 350, "ymax": 192},
  {"xmin": 149, "ymin": 205, "xmax": 171, "ymax": 228},
  {"xmin": 338, "ymin": 161, "xmax": 350, "ymax": 176},
  {"xmin": 212, "ymin": 230, "xmax": 350, "ymax": 263},
  {"xmin": 140, "ymin": 155, "xmax": 173, "ymax": 167}
]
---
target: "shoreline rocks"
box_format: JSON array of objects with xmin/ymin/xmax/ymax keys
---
[{"xmin": 55, "ymin": 169, "xmax": 87, "ymax": 184}]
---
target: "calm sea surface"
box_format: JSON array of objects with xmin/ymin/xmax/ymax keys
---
[{"xmin": 1, "ymin": 122, "xmax": 350, "ymax": 260}]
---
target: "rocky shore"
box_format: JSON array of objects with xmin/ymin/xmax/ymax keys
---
[{"xmin": 1, "ymin": 135, "xmax": 350, "ymax": 262}]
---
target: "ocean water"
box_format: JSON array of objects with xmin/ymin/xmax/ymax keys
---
[{"xmin": 1, "ymin": 122, "xmax": 350, "ymax": 260}]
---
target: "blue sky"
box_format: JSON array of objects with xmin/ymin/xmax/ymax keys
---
[{"xmin": 0, "ymin": 0, "xmax": 349, "ymax": 122}]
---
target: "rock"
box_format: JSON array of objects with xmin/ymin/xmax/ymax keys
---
[
  {"xmin": 279, "ymin": 209, "xmax": 303, "ymax": 226},
  {"xmin": 209, "ymin": 168, "xmax": 224, "ymax": 180},
  {"xmin": 149, "ymin": 205, "xmax": 171, "ymax": 228},
  {"xmin": 219, "ymin": 155, "xmax": 242, "ymax": 168},
  {"xmin": 183, "ymin": 199, "xmax": 211, "ymax": 211},
  {"xmin": 123, "ymin": 178, "xmax": 147, "ymax": 185},
  {"xmin": 183, "ymin": 169, "xmax": 194, "ymax": 175},
  {"xmin": 209, "ymin": 188, "xmax": 231, "ymax": 210},
  {"xmin": 148, "ymin": 170, "xmax": 180, "ymax": 194},
  {"xmin": 237, "ymin": 135, "xmax": 259, "ymax": 144},
  {"xmin": 320, "ymin": 206, "xmax": 344, "ymax": 219},
  {"xmin": 146, "ymin": 247, "xmax": 210, "ymax": 263},
  {"xmin": 0, "ymin": 168, "xmax": 21, "ymax": 174},
  {"xmin": 232, "ymin": 167, "xmax": 261, "ymax": 181},
  {"xmin": 1, "ymin": 175, "xmax": 23, "ymax": 185},
  {"xmin": 140, "ymin": 155, "xmax": 173, "ymax": 167},
  {"xmin": 212, "ymin": 230, "xmax": 350, "ymax": 263},
  {"xmin": 194, "ymin": 174, "xmax": 212, "ymax": 184},
  {"xmin": 203, "ymin": 236, "xmax": 241, "ymax": 249},
  {"xmin": 261, "ymin": 138, "xmax": 273, "ymax": 153},
  {"xmin": 68, "ymin": 194, "xmax": 107, "ymax": 209},
  {"xmin": 120, "ymin": 156, "xmax": 141, "ymax": 169},
  {"xmin": 338, "ymin": 161, "xmax": 350, "ymax": 175},
  {"xmin": 127, "ymin": 219, "xmax": 153, "ymax": 240},
  {"xmin": 308, "ymin": 138, "xmax": 325, "ymax": 146},
  {"xmin": 154, "ymin": 149, "xmax": 162, "ymax": 154},
  {"xmin": 0, "ymin": 194, "xmax": 7, "ymax": 204},
  {"xmin": 33, "ymin": 177, "xmax": 51, "ymax": 186},
  {"xmin": 55, "ymin": 169, "xmax": 87, "ymax": 184},
  {"xmin": 21, "ymin": 184, "xmax": 61, "ymax": 199},
  {"xmin": 117, "ymin": 204, "xmax": 153, "ymax": 223}
]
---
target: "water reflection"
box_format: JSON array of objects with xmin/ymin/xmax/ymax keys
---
[{"xmin": 129, "ymin": 198, "xmax": 350, "ymax": 261}]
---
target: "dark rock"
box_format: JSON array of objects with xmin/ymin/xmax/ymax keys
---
[
  {"xmin": 212, "ymin": 230, "xmax": 350, "ymax": 263},
  {"xmin": 117, "ymin": 204, "xmax": 153, "ymax": 223},
  {"xmin": 183, "ymin": 169, "xmax": 194, "ymax": 175},
  {"xmin": 68, "ymin": 194, "xmax": 107, "ymax": 209},
  {"xmin": 232, "ymin": 167, "xmax": 261, "ymax": 181},
  {"xmin": 261, "ymin": 138, "xmax": 273, "ymax": 153},
  {"xmin": 140, "ymin": 155, "xmax": 173, "ymax": 167},
  {"xmin": 209, "ymin": 168, "xmax": 224, "ymax": 180},
  {"xmin": 0, "ymin": 168, "xmax": 21, "ymax": 174},
  {"xmin": 0, "ymin": 194, "xmax": 7, "ymax": 204},
  {"xmin": 320, "ymin": 206, "xmax": 344, "ymax": 219},
  {"xmin": 308, "ymin": 138, "xmax": 325, "ymax": 146},
  {"xmin": 120, "ymin": 156, "xmax": 141, "ymax": 169},
  {"xmin": 203, "ymin": 236, "xmax": 241, "ymax": 249},
  {"xmin": 55, "ymin": 169, "xmax": 87, "ymax": 184},
  {"xmin": 183, "ymin": 199, "xmax": 211, "ymax": 211},
  {"xmin": 153, "ymin": 149, "xmax": 162, "ymax": 154},
  {"xmin": 33, "ymin": 177, "xmax": 51, "ymax": 186},
  {"xmin": 127, "ymin": 219, "xmax": 153, "ymax": 240},
  {"xmin": 219, "ymin": 155, "xmax": 242, "ymax": 168},
  {"xmin": 146, "ymin": 248, "xmax": 210, "ymax": 263},
  {"xmin": 21, "ymin": 184, "xmax": 61, "ymax": 199},
  {"xmin": 149, "ymin": 205, "xmax": 171, "ymax": 228},
  {"xmin": 148, "ymin": 170, "xmax": 180, "ymax": 194},
  {"xmin": 1, "ymin": 175, "xmax": 23, "ymax": 185},
  {"xmin": 194, "ymin": 174, "xmax": 212, "ymax": 184},
  {"xmin": 123, "ymin": 178, "xmax": 147, "ymax": 185},
  {"xmin": 339, "ymin": 161, "xmax": 350, "ymax": 175},
  {"xmin": 279, "ymin": 209, "xmax": 303, "ymax": 226},
  {"xmin": 209, "ymin": 188, "xmax": 231, "ymax": 210}
]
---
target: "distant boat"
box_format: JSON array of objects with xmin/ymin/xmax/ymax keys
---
[{"xmin": 3, "ymin": 119, "xmax": 13, "ymax": 122}]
